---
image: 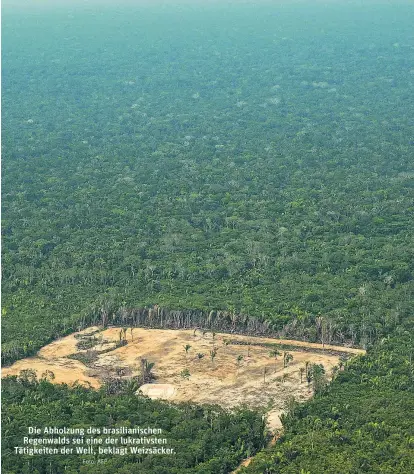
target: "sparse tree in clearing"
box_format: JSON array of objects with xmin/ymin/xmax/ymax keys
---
[
  {"xmin": 118, "ymin": 328, "xmax": 128, "ymax": 347},
  {"xmin": 283, "ymin": 352, "xmax": 293, "ymax": 368},
  {"xmin": 306, "ymin": 361, "xmax": 312, "ymax": 384},
  {"xmin": 130, "ymin": 328, "xmax": 134, "ymax": 341},
  {"xmin": 180, "ymin": 368, "xmax": 190, "ymax": 380},
  {"xmin": 269, "ymin": 349, "xmax": 281, "ymax": 372},
  {"xmin": 140, "ymin": 358, "xmax": 155, "ymax": 384},
  {"xmin": 197, "ymin": 353, "xmax": 205, "ymax": 361},
  {"xmin": 210, "ymin": 349, "xmax": 217, "ymax": 367},
  {"xmin": 263, "ymin": 367, "xmax": 268, "ymax": 384},
  {"xmin": 236, "ymin": 355, "xmax": 244, "ymax": 371},
  {"xmin": 247, "ymin": 342, "xmax": 252, "ymax": 358},
  {"xmin": 299, "ymin": 367, "xmax": 305, "ymax": 383},
  {"xmin": 282, "ymin": 373, "xmax": 289, "ymax": 384},
  {"xmin": 212, "ymin": 332, "xmax": 216, "ymax": 344},
  {"xmin": 184, "ymin": 344, "xmax": 192, "ymax": 360}
]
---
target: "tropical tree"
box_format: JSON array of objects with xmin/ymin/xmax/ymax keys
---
[
  {"xmin": 210, "ymin": 349, "xmax": 217, "ymax": 367},
  {"xmin": 139, "ymin": 358, "xmax": 155, "ymax": 384},
  {"xmin": 184, "ymin": 344, "xmax": 192, "ymax": 360},
  {"xmin": 180, "ymin": 368, "xmax": 190, "ymax": 380},
  {"xmin": 118, "ymin": 328, "xmax": 128, "ymax": 346},
  {"xmin": 305, "ymin": 361, "xmax": 311, "ymax": 384},
  {"xmin": 283, "ymin": 352, "xmax": 293, "ymax": 368},
  {"xmin": 269, "ymin": 349, "xmax": 281, "ymax": 372},
  {"xmin": 311, "ymin": 364, "xmax": 326, "ymax": 393}
]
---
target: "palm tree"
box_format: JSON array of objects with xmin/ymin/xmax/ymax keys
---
[
  {"xmin": 236, "ymin": 355, "xmax": 244, "ymax": 371},
  {"xmin": 140, "ymin": 358, "xmax": 155, "ymax": 384},
  {"xmin": 210, "ymin": 349, "xmax": 217, "ymax": 367},
  {"xmin": 299, "ymin": 367, "xmax": 305, "ymax": 383},
  {"xmin": 269, "ymin": 349, "xmax": 281, "ymax": 372},
  {"xmin": 184, "ymin": 344, "xmax": 192, "ymax": 360},
  {"xmin": 305, "ymin": 361, "xmax": 311, "ymax": 384},
  {"xmin": 283, "ymin": 352, "xmax": 293, "ymax": 368},
  {"xmin": 316, "ymin": 316, "xmax": 325, "ymax": 347}
]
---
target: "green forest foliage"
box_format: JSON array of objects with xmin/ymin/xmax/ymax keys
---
[
  {"xmin": 2, "ymin": 374, "xmax": 266, "ymax": 473},
  {"xmin": 2, "ymin": 4, "xmax": 413, "ymax": 364},
  {"xmin": 2, "ymin": 3, "xmax": 414, "ymax": 473},
  {"xmin": 240, "ymin": 329, "xmax": 414, "ymax": 474}
]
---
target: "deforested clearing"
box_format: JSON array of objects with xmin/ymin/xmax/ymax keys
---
[{"xmin": 2, "ymin": 327, "xmax": 364, "ymax": 430}]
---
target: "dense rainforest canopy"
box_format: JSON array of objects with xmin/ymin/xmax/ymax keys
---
[
  {"xmin": 2, "ymin": 373, "xmax": 266, "ymax": 473},
  {"xmin": 2, "ymin": 2, "xmax": 414, "ymax": 473},
  {"xmin": 2, "ymin": 2, "xmax": 413, "ymax": 363}
]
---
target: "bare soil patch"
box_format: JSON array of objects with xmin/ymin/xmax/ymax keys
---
[{"xmin": 2, "ymin": 327, "xmax": 364, "ymax": 431}]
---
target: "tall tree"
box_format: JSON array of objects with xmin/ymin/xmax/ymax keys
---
[{"xmin": 269, "ymin": 349, "xmax": 281, "ymax": 372}]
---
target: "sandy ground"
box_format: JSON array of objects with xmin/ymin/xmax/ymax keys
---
[{"xmin": 2, "ymin": 327, "xmax": 364, "ymax": 431}]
